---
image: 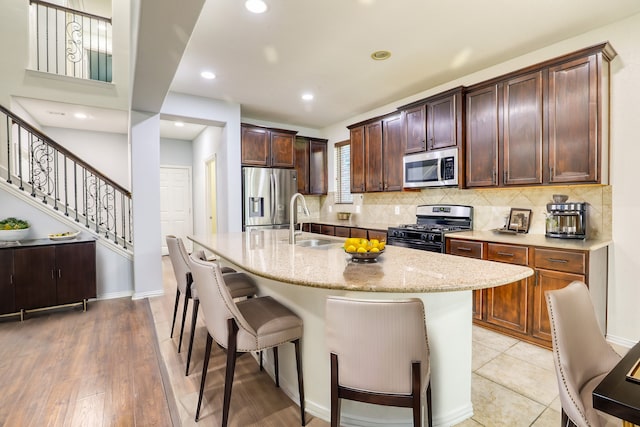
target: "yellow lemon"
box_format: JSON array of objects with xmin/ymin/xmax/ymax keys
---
[
  {"xmin": 370, "ymin": 239, "xmax": 379, "ymax": 247},
  {"xmin": 378, "ymin": 242, "xmax": 386, "ymax": 250},
  {"xmin": 370, "ymin": 247, "xmax": 380, "ymax": 253},
  {"xmin": 345, "ymin": 245, "xmax": 356, "ymax": 253},
  {"xmin": 356, "ymin": 246, "xmax": 367, "ymax": 253}
]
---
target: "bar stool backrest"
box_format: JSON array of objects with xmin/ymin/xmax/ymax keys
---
[{"xmin": 325, "ymin": 296, "xmax": 430, "ymax": 394}]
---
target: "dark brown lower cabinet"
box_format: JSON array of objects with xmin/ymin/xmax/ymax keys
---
[
  {"xmin": 0, "ymin": 250, "xmax": 15, "ymax": 315},
  {"xmin": 2, "ymin": 239, "xmax": 96, "ymax": 316},
  {"xmin": 447, "ymin": 237, "xmax": 601, "ymax": 349}
]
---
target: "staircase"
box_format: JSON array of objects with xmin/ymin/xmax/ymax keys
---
[{"xmin": 0, "ymin": 105, "xmax": 133, "ymax": 253}]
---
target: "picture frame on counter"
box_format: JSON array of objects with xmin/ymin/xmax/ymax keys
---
[{"xmin": 508, "ymin": 208, "xmax": 532, "ymax": 233}]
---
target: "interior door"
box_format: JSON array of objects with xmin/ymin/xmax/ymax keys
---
[{"xmin": 160, "ymin": 166, "xmax": 193, "ymax": 255}]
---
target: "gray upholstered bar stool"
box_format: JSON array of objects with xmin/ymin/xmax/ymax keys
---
[
  {"xmin": 546, "ymin": 281, "xmax": 621, "ymax": 427},
  {"xmin": 325, "ymin": 296, "xmax": 433, "ymax": 427},
  {"xmin": 188, "ymin": 255, "xmax": 306, "ymax": 426},
  {"xmin": 166, "ymin": 235, "xmax": 258, "ymax": 375}
]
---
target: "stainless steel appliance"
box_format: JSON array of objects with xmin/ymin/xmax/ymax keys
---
[
  {"xmin": 242, "ymin": 167, "xmax": 298, "ymax": 230},
  {"xmin": 387, "ymin": 204, "xmax": 473, "ymax": 253},
  {"xmin": 403, "ymin": 147, "xmax": 459, "ymax": 188},
  {"xmin": 545, "ymin": 202, "xmax": 587, "ymax": 239}
]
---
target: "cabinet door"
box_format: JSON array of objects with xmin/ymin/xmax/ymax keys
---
[
  {"xmin": 0, "ymin": 250, "xmax": 15, "ymax": 315},
  {"xmin": 270, "ymin": 131, "xmax": 295, "ymax": 168},
  {"xmin": 241, "ymin": 125, "xmax": 270, "ymax": 166},
  {"xmin": 404, "ymin": 105, "xmax": 426, "ymax": 154},
  {"xmin": 320, "ymin": 225, "xmax": 335, "ymax": 236},
  {"xmin": 56, "ymin": 242, "xmax": 96, "ymax": 305},
  {"xmin": 14, "ymin": 246, "xmax": 56, "ymax": 310},
  {"xmin": 466, "ymin": 85, "xmax": 499, "ymax": 187},
  {"xmin": 548, "ymin": 55, "xmax": 598, "ymax": 183},
  {"xmin": 310, "ymin": 223, "xmax": 322, "ymax": 234},
  {"xmin": 364, "ymin": 121, "xmax": 383, "ymax": 192},
  {"xmin": 350, "ymin": 126, "xmax": 365, "ymax": 193},
  {"xmin": 427, "ymin": 95, "xmax": 457, "ymax": 150},
  {"xmin": 382, "ymin": 114, "xmax": 404, "ymax": 191},
  {"xmin": 294, "ymin": 137, "xmax": 310, "ymax": 194},
  {"xmin": 485, "ymin": 244, "xmax": 530, "ymax": 333},
  {"xmin": 334, "ymin": 227, "xmax": 351, "ymax": 238},
  {"xmin": 351, "ymin": 228, "xmax": 367, "ymax": 239},
  {"xmin": 309, "ymin": 140, "xmax": 327, "ymax": 195},
  {"xmin": 503, "ymin": 72, "xmax": 543, "ymax": 185},
  {"xmin": 531, "ymin": 269, "xmax": 585, "ymax": 342},
  {"xmin": 367, "ymin": 229, "xmax": 388, "ymax": 242}
]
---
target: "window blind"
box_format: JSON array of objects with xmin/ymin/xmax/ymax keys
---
[{"xmin": 334, "ymin": 141, "xmax": 353, "ymax": 204}]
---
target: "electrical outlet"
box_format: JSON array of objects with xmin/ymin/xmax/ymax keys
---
[
  {"xmin": 355, "ymin": 206, "xmax": 361, "ymax": 214},
  {"xmin": 297, "ymin": 206, "xmax": 302, "ymax": 213},
  {"xmin": 328, "ymin": 205, "xmax": 332, "ymax": 213},
  {"xmin": 395, "ymin": 206, "xmax": 400, "ymax": 215}
]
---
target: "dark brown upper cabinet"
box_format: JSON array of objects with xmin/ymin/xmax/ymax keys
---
[
  {"xmin": 349, "ymin": 113, "xmax": 404, "ymax": 193},
  {"xmin": 401, "ymin": 87, "xmax": 464, "ymax": 154},
  {"xmin": 295, "ymin": 136, "xmax": 327, "ymax": 195},
  {"xmin": 241, "ymin": 123, "xmax": 297, "ymax": 168},
  {"xmin": 349, "ymin": 125, "xmax": 366, "ymax": 193},
  {"xmin": 465, "ymin": 42, "xmax": 615, "ymax": 188}
]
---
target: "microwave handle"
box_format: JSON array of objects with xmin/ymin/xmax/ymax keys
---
[{"xmin": 438, "ymin": 157, "xmax": 444, "ymax": 182}]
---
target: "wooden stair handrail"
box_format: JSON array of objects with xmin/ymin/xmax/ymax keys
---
[{"xmin": 0, "ymin": 104, "xmax": 130, "ymax": 197}]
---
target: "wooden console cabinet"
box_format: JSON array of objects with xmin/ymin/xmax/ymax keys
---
[
  {"xmin": 0, "ymin": 238, "xmax": 96, "ymax": 319},
  {"xmin": 447, "ymin": 237, "xmax": 607, "ymax": 349}
]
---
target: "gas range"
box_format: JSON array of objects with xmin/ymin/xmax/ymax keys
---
[{"xmin": 387, "ymin": 205, "xmax": 473, "ymax": 253}]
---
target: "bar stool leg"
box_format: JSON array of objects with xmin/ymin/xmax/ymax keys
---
[
  {"xmin": 294, "ymin": 339, "xmax": 306, "ymax": 426},
  {"xmin": 185, "ymin": 299, "xmax": 199, "ymax": 375},
  {"xmin": 170, "ymin": 289, "xmax": 180, "ymax": 338},
  {"xmin": 273, "ymin": 346, "xmax": 279, "ymax": 387},
  {"xmin": 195, "ymin": 333, "xmax": 213, "ymax": 421},
  {"xmin": 222, "ymin": 319, "xmax": 239, "ymax": 427}
]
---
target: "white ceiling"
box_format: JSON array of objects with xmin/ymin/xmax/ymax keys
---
[
  {"xmin": 16, "ymin": 0, "xmax": 640, "ymax": 138},
  {"xmin": 171, "ymin": 0, "xmax": 640, "ymax": 129}
]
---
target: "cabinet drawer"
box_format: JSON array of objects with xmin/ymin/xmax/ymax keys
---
[
  {"xmin": 310, "ymin": 223, "xmax": 322, "ymax": 234},
  {"xmin": 334, "ymin": 227, "xmax": 351, "ymax": 238},
  {"xmin": 488, "ymin": 243, "xmax": 528, "ymax": 266},
  {"xmin": 534, "ymin": 248, "xmax": 585, "ymax": 274},
  {"xmin": 448, "ymin": 239, "xmax": 483, "ymax": 259},
  {"xmin": 368, "ymin": 229, "xmax": 388, "ymax": 242},
  {"xmin": 350, "ymin": 228, "xmax": 367, "ymax": 239},
  {"xmin": 320, "ymin": 225, "xmax": 335, "ymax": 236}
]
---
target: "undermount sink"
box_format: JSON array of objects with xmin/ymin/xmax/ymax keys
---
[{"xmin": 296, "ymin": 239, "xmax": 335, "ymax": 248}]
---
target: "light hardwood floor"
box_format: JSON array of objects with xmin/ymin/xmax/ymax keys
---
[{"xmin": 0, "ymin": 297, "xmax": 175, "ymax": 426}]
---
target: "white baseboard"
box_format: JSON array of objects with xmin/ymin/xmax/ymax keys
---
[
  {"xmin": 132, "ymin": 289, "xmax": 164, "ymax": 300},
  {"xmin": 97, "ymin": 291, "xmax": 134, "ymax": 300},
  {"xmin": 606, "ymin": 334, "xmax": 636, "ymax": 349}
]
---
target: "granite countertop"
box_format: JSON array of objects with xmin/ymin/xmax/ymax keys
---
[
  {"xmin": 446, "ymin": 230, "xmax": 611, "ymax": 251},
  {"xmin": 0, "ymin": 234, "xmax": 96, "ymax": 249},
  {"xmin": 189, "ymin": 229, "xmax": 533, "ymax": 293}
]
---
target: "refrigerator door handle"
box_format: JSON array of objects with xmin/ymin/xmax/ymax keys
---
[{"xmin": 270, "ymin": 171, "xmax": 276, "ymax": 223}]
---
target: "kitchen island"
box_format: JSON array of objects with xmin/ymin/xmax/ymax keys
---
[{"xmin": 189, "ymin": 229, "xmax": 533, "ymax": 427}]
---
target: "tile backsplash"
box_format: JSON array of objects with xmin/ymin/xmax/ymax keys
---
[{"xmin": 312, "ymin": 185, "xmax": 611, "ymax": 239}]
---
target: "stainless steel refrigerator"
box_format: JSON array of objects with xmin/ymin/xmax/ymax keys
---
[{"xmin": 242, "ymin": 167, "xmax": 298, "ymax": 230}]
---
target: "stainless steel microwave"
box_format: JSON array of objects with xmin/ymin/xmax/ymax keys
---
[{"xmin": 403, "ymin": 147, "xmax": 459, "ymax": 188}]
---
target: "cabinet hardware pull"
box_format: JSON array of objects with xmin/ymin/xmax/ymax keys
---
[
  {"xmin": 492, "ymin": 169, "xmax": 496, "ymax": 185},
  {"xmin": 458, "ymin": 247, "xmax": 471, "ymax": 252},
  {"xmin": 51, "ymin": 270, "xmax": 54, "ymax": 279},
  {"xmin": 497, "ymin": 252, "xmax": 514, "ymax": 257},
  {"xmin": 58, "ymin": 269, "xmax": 61, "ymax": 278},
  {"xmin": 535, "ymin": 270, "xmax": 539, "ymax": 286},
  {"xmin": 547, "ymin": 258, "xmax": 568, "ymax": 263},
  {"xmin": 10, "ymin": 274, "xmax": 13, "ymax": 285},
  {"xmin": 503, "ymin": 171, "xmax": 507, "ymax": 183}
]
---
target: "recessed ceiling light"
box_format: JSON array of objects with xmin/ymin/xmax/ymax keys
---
[
  {"xmin": 371, "ymin": 50, "xmax": 391, "ymax": 61},
  {"xmin": 245, "ymin": 0, "xmax": 267, "ymax": 13},
  {"xmin": 200, "ymin": 71, "xmax": 216, "ymax": 80},
  {"xmin": 174, "ymin": 122, "xmax": 185, "ymax": 127},
  {"xmin": 301, "ymin": 93, "xmax": 314, "ymax": 101},
  {"xmin": 74, "ymin": 112, "xmax": 87, "ymax": 119}
]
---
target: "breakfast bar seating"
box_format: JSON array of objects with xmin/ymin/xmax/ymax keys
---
[{"xmin": 188, "ymin": 255, "xmax": 306, "ymax": 426}]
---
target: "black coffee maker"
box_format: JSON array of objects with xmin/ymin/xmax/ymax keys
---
[{"xmin": 545, "ymin": 198, "xmax": 587, "ymax": 239}]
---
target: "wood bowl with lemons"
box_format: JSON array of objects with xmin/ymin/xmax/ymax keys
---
[{"xmin": 343, "ymin": 237, "xmax": 386, "ymax": 262}]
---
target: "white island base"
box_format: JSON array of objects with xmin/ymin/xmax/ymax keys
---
[{"xmin": 227, "ymin": 269, "xmax": 473, "ymax": 427}]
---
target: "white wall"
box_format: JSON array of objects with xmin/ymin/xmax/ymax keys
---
[
  {"xmin": 321, "ymin": 13, "xmax": 640, "ymax": 344},
  {"xmin": 160, "ymin": 137, "xmax": 193, "ymax": 167},
  {"xmin": 42, "ymin": 127, "xmax": 129, "ymax": 188},
  {"xmin": 161, "ymin": 92, "xmax": 242, "ymax": 234}
]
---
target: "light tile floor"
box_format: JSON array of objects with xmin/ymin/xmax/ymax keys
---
[{"xmin": 454, "ymin": 327, "xmax": 562, "ymax": 427}]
